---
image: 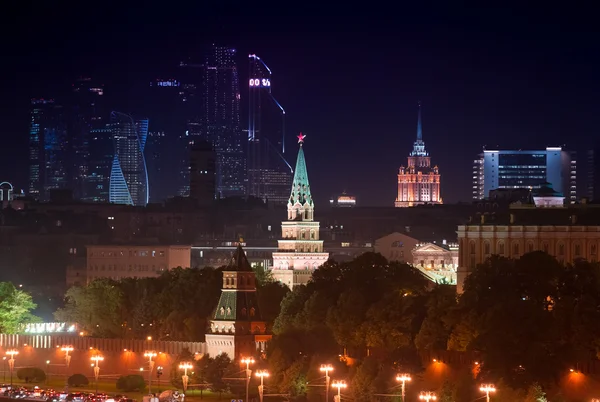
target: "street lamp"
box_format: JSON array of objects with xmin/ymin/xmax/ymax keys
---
[
  {"xmin": 6, "ymin": 350, "xmax": 18, "ymax": 387},
  {"xmin": 91, "ymin": 355, "xmax": 104, "ymax": 394},
  {"xmin": 61, "ymin": 345, "xmax": 74, "ymax": 368},
  {"xmin": 396, "ymin": 374, "xmax": 411, "ymax": 401},
  {"xmin": 320, "ymin": 364, "xmax": 333, "ymax": 402},
  {"xmin": 331, "ymin": 380, "xmax": 347, "ymax": 402},
  {"xmin": 157, "ymin": 366, "xmax": 163, "ymax": 393},
  {"xmin": 479, "ymin": 384, "xmax": 496, "ymax": 402},
  {"xmin": 46, "ymin": 361, "xmax": 50, "ymax": 384},
  {"xmin": 255, "ymin": 370, "xmax": 269, "ymax": 402},
  {"xmin": 179, "ymin": 362, "xmax": 193, "ymax": 393},
  {"xmin": 241, "ymin": 357, "xmax": 255, "ymax": 402},
  {"xmin": 144, "ymin": 351, "xmax": 157, "ymax": 394},
  {"xmin": 418, "ymin": 391, "xmax": 437, "ymax": 401},
  {"xmin": 3, "ymin": 357, "xmax": 6, "ymax": 383}
]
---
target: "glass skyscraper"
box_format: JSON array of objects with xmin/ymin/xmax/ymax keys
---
[
  {"xmin": 108, "ymin": 112, "xmax": 149, "ymax": 206},
  {"xmin": 28, "ymin": 99, "xmax": 69, "ymax": 201},
  {"xmin": 202, "ymin": 45, "xmax": 245, "ymax": 199}
]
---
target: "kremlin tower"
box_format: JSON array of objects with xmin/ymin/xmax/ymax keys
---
[
  {"xmin": 271, "ymin": 133, "xmax": 329, "ymax": 289},
  {"xmin": 395, "ymin": 102, "xmax": 442, "ymax": 207}
]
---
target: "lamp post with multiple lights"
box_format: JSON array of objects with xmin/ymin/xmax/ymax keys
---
[
  {"xmin": 144, "ymin": 351, "xmax": 157, "ymax": 394},
  {"xmin": 320, "ymin": 364, "xmax": 333, "ymax": 402},
  {"xmin": 396, "ymin": 374, "xmax": 411, "ymax": 401},
  {"xmin": 418, "ymin": 391, "xmax": 437, "ymax": 401},
  {"xmin": 479, "ymin": 384, "xmax": 496, "ymax": 402},
  {"xmin": 179, "ymin": 362, "xmax": 193, "ymax": 393},
  {"xmin": 61, "ymin": 345, "xmax": 74, "ymax": 388},
  {"xmin": 91, "ymin": 355, "xmax": 104, "ymax": 394},
  {"xmin": 6, "ymin": 350, "xmax": 18, "ymax": 387},
  {"xmin": 332, "ymin": 380, "xmax": 347, "ymax": 402},
  {"xmin": 241, "ymin": 358, "xmax": 255, "ymax": 402},
  {"xmin": 255, "ymin": 370, "xmax": 269, "ymax": 402}
]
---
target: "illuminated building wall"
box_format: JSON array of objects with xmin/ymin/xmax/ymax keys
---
[
  {"xmin": 395, "ymin": 103, "xmax": 442, "ymax": 207},
  {"xmin": 473, "ymin": 147, "xmax": 577, "ymax": 204},
  {"xmin": 86, "ymin": 245, "xmax": 191, "ymax": 283},
  {"xmin": 330, "ymin": 192, "xmax": 357, "ymax": 207},
  {"xmin": 108, "ymin": 112, "xmax": 149, "ymax": 206},
  {"xmin": 247, "ymin": 54, "xmax": 292, "ymax": 204},
  {"xmin": 83, "ymin": 126, "xmax": 113, "ymax": 203}
]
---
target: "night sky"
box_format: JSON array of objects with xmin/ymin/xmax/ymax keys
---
[{"xmin": 1, "ymin": 5, "xmax": 599, "ymax": 206}]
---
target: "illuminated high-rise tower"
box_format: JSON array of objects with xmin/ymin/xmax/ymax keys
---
[
  {"xmin": 271, "ymin": 134, "xmax": 329, "ymax": 289},
  {"xmin": 203, "ymin": 46, "xmax": 245, "ymax": 199},
  {"xmin": 109, "ymin": 112, "xmax": 149, "ymax": 206},
  {"xmin": 28, "ymin": 99, "xmax": 69, "ymax": 201},
  {"xmin": 247, "ymin": 54, "xmax": 292, "ymax": 204},
  {"xmin": 395, "ymin": 102, "xmax": 442, "ymax": 207}
]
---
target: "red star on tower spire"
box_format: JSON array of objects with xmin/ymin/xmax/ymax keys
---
[{"xmin": 297, "ymin": 132, "xmax": 306, "ymax": 144}]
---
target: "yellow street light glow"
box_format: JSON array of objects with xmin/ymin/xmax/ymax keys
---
[
  {"xmin": 479, "ymin": 384, "xmax": 496, "ymax": 393},
  {"xmin": 144, "ymin": 351, "xmax": 157, "ymax": 358},
  {"xmin": 332, "ymin": 381, "xmax": 347, "ymax": 389},
  {"xmin": 5, "ymin": 350, "xmax": 18, "ymax": 357},
  {"xmin": 396, "ymin": 374, "xmax": 411, "ymax": 382},
  {"xmin": 61, "ymin": 346, "xmax": 74, "ymax": 353},
  {"xmin": 255, "ymin": 370, "xmax": 269, "ymax": 378},
  {"xmin": 91, "ymin": 355, "xmax": 104, "ymax": 363},
  {"xmin": 179, "ymin": 362, "xmax": 193, "ymax": 370},
  {"xmin": 418, "ymin": 391, "xmax": 437, "ymax": 401},
  {"xmin": 320, "ymin": 364, "xmax": 333, "ymax": 373},
  {"xmin": 241, "ymin": 357, "xmax": 255, "ymax": 365}
]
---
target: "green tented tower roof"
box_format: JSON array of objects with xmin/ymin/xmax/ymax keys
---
[{"xmin": 289, "ymin": 142, "xmax": 313, "ymax": 206}]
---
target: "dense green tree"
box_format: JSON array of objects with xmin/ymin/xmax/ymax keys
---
[
  {"xmin": 169, "ymin": 348, "xmax": 196, "ymax": 389},
  {"xmin": 524, "ymin": 382, "xmax": 548, "ymax": 402},
  {"xmin": 55, "ymin": 279, "xmax": 123, "ymax": 337},
  {"xmin": 0, "ymin": 282, "xmax": 39, "ymax": 333},
  {"xmin": 205, "ymin": 354, "xmax": 231, "ymax": 396},
  {"xmin": 349, "ymin": 357, "xmax": 391, "ymax": 402},
  {"xmin": 437, "ymin": 380, "xmax": 454, "ymax": 402},
  {"xmin": 257, "ymin": 281, "xmax": 289, "ymax": 329},
  {"xmin": 414, "ymin": 285, "xmax": 456, "ymax": 350},
  {"xmin": 279, "ymin": 359, "xmax": 308, "ymax": 397}
]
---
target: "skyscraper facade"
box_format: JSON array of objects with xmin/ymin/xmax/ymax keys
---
[
  {"xmin": 272, "ymin": 134, "xmax": 329, "ymax": 289},
  {"xmin": 247, "ymin": 54, "xmax": 292, "ymax": 204},
  {"xmin": 395, "ymin": 103, "xmax": 442, "ymax": 207},
  {"xmin": 108, "ymin": 112, "xmax": 149, "ymax": 206},
  {"xmin": 70, "ymin": 77, "xmax": 105, "ymax": 200},
  {"xmin": 28, "ymin": 99, "xmax": 69, "ymax": 201},
  {"xmin": 84, "ymin": 125, "xmax": 113, "ymax": 203},
  {"xmin": 473, "ymin": 147, "xmax": 577, "ymax": 204},
  {"xmin": 189, "ymin": 140, "xmax": 216, "ymax": 205},
  {"xmin": 203, "ymin": 46, "xmax": 245, "ymax": 199}
]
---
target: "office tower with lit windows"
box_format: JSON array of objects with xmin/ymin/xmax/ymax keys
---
[
  {"xmin": 247, "ymin": 54, "xmax": 292, "ymax": 204},
  {"xmin": 84, "ymin": 125, "xmax": 113, "ymax": 202},
  {"xmin": 473, "ymin": 146, "xmax": 577, "ymax": 203},
  {"xmin": 586, "ymin": 147, "xmax": 600, "ymax": 201},
  {"xmin": 28, "ymin": 99, "xmax": 69, "ymax": 201},
  {"xmin": 70, "ymin": 77, "xmax": 105, "ymax": 200},
  {"xmin": 202, "ymin": 45, "xmax": 245, "ymax": 199},
  {"xmin": 108, "ymin": 112, "xmax": 149, "ymax": 206},
  {"xmin": 395, "ymin": 102, "xmax": 442, "ymax": 207}
]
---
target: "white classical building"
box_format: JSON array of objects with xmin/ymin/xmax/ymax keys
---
[{"xmin": 271, "ymin": 134, "xmax": 329, "ymax": 288}]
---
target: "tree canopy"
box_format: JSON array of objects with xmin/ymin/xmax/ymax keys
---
[{"xmin": 0, "ymin": 282, "xmax": 40, "ymax": 333}]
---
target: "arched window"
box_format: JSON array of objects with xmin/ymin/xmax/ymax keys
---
[
  {"xmin": 498, "ymin": 241, "xmax": 505, "ymax": 255},
  {"xmin": 574, "ymin": 242, "xmax": 581, "ymax": 257},
  {"xmin": 469, "ymin": 241, "xmax": 476, "ymax": 254},
  {"xmin": 226, "ymin": 307, "xmax": 231, "ymax": 316},
  {"xmin": 219, "ymin": 307, "xmax": 225, "ymax": 316},
  {"xmin": 484, "ymin": 241, "xmax": 490, "ymax": 256},
  {"xmin": 558, "ymin": 243, "xmax": 565, "ymax": 255},
  {"xmin": 250, "ymin": 307, "xmax": 255, "ymax": 317},
  {"xmin": 310, "ymin": 231, "xmax": 315, "ymax": 239}
]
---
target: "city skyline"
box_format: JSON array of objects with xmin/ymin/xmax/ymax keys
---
[{"xmin": 2, "ymin": 7, "xmax": 599, "ymax": 206}]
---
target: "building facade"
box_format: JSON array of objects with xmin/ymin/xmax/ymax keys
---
[
  {"xmin": 247, "ymin": 54, "xmax": 292, "ymax": 204},
  {"xmin": 395, "ymin": 103, "xmax": 442, "ymax": 207},
  {"xmin": 412, "ymin": 242, "xmax": 458, "ymax": 285},
  {"xmin": 205, "ymin": 245, "xmax": 271, "ymax": 358},
  {"xmin": 271, "ymin": 134, "xmax": 329, "ymax": 288},
  {"xmin": 473, "ymin": 147, "xmax": 577, "ymax": 204},
  {"xmin": 457, "ymin": 203, "xmax": 600, "ymax": 293},
  {"xmin": 189, "ymin": 140, "xmax": 216, "ymax": 205},
  {"xmin": 374, "ymin": 232, "xmax": 420, "ymax": 263},
  {"xmin": 109, "ymin": 112, "xmax": 149, "ymax": 206},
  {"xmin": 85, "ymin": 244, "xmax": 191, "ymax": 283}
]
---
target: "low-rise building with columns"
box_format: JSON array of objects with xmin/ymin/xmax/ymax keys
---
[{"xmin": 457, "ymin": 200, "xmax": 600, "ymax": 293}]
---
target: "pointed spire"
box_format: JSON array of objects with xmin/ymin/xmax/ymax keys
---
[
  {"xmin": 224, "ymin": 244, "xmax": 253, "ymax": 272},
  {"xmin": 416, "ymin": 101, "xmax": 422, "ymax": 141},
  {"xmin": 289, "ymin": 134, "xmax": 312, "ymax": 206}
]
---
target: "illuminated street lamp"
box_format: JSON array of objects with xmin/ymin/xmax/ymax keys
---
[
  {"xmin": 320, "ymin": 364, "xmax": 333, "ymax": 402},
  {"xmin": 419, "ymin": 391, "xmax": 437, "ymax": 401},
  {"xmin": 144, "ymin": 351, "xmax": 157, "ymax": 394},
  {"xmin": 332, "ymin": 380, "xmax": 347, "ymax": 402},
  {"xmin": 255, "ymin": 370, "xmax": 269, "ymax": 402},
  {"xmin": 61, "ymin": 345, "xmax": 74, "ymax": 368},
  {"xmin": 91, "ymin": 355, "xmax": 104, "ymax": 394},
  {"xmin": 5, "ymin": 350, "xmax": 18, "ymax": 387},
  {"xmin": 479, "ymin": 384, "xmax": 496, "ymax": 402},
  {"xmin": 396, "ymin": 374, "xmax": 411, "ymax": 401},
  {"xmin": 241, "ymin": 358, "xmax": 255, "ymax": 402},
  {"xmin": 179, "ymin": 362, "xmax": 193, "ymax": 393}
]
